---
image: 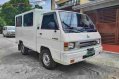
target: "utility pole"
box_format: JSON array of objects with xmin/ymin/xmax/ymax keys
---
[{"xmin": 51, "ymin": 0, "xmax": 56, "ymax": 10}]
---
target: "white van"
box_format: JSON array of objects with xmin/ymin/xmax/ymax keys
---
[
  {"xmin": 3, "ymin": 26, "xmax": 15, "ymax": 37},
  {"xmin": 15, "ymin": 9, "xmax": 102, "ymax": 69}
]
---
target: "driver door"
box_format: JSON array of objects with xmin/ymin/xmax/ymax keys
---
[{"xmin": 37, "ymin": 12, "xmax": 61, "ymax": 60}]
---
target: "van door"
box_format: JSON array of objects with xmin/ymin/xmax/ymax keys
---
[
  {"xmin": 37, "ymin": 12, "xmax": 61, "ymax": 60},
  {"xmin": 22, "ymin": 12, "xmax": 36, "ymax": 50}
]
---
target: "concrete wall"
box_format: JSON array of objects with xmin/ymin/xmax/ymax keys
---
[
  {"xmin": 53, "ymin": 0, "xmax": 90, "ymax": 10},
  {"xmin": 80, "ymin": 0, "xmax": 90, "ymax": 4},
  {"xmin": 55, "ymin": 0, "xmax": 68, "ymax": 4},
  {"xmin": 55, "ymin": 0, "xmax": 90, "ymax": 4}
]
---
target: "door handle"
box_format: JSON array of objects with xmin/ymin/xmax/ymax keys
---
[
  {"xmin": 39, "ymin": 33, "xmax": 42, "ymax": 35},
  {"xmin": 52, "ymin": 38, "xmax": 58, "ymax": 40}
]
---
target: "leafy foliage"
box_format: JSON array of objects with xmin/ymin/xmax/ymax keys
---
[
  {"xmin": 1, "ymin": 2, "xmax": 17, "ymax": 25},
  {"xmin": 10, "ymin": 0, "xmax": 31, "ymax": 13},
  {"xmin": 0, "ymin": 17, "xmax": 6, "ymax": 27},
  {"xmin": 0, "ymin": 0, "xmax": 32, "ymax": 26}
]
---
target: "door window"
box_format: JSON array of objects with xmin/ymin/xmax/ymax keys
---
[
  {"xmin": 23, "ymin": 12, "xmax": 33, "ymax": 27},
  {"xmin": 41, "ymin": 13, "xmax": 58, "ymax": 30},
  {"xmin": 16, "ymin": 16, "xmax": 22, "ymax": 27}
]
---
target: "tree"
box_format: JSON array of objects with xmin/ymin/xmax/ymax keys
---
[
  {"xmin": 10, "ymin": 0, "xmax": 31, "ymax": 13},
  {"xmin": 1, "ymin": 0, "xmax": 32, "ymax": 26},
  {"xmin": 0, "ymin": 17, "xmax": 6, "ymax": 28},
  {"xmin": 1, "ymin": 2, "xmax": 17, "ymax": 25},
  {"xmin": 0, "ymin": 5, "xmax": 6, "ymax": 28},
  {"xmin": 0, "ymin": 17, "xmax": 6, "ymax": 33}
]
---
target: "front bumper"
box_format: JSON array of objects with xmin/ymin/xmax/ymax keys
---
[
  {"xmin": 6, "ymin": 33, "xmax": 15, "ymax": 36},
  {"xmin": 60, "ymin": 45, "xmax": 102, "ymax": 65}
]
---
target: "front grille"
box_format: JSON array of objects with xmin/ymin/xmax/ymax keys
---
[
  {"xmin": 10, "ymin": 32, "xmax": 15, "ymax": 34},
  {"xmin": 80, "ymin": 41, "xmax": 98, "ymax": 48}
]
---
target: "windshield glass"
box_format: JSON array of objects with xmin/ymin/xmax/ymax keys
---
[
  {"xmin": 7, "ymin": 27, "xmax": 15, "ymax": 30},
  {"xmin": 59, "ymin": 11, "xmax": 97, "ymax": 33}
]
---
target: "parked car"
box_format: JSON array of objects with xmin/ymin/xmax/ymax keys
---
[
  {"xmin": 15, "ymin": 9, "xmax": 102, "ymax": 69},
  {"xmin": 3, "ymin": 26, "xmax": 15, "ymax": 37}
]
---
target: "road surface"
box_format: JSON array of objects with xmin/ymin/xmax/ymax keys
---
[{"xmin": 0, "ymin": 34, "xmax": 119, "ymax": 79}]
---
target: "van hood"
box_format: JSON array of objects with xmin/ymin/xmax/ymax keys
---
[{"xmin": 63, "ymin": 32, "xmax": 101, "ymax": 42}]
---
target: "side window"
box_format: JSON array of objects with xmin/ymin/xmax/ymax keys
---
[
  {"xmin": 4, "ymin": 27, "xmax": 7, "ymax": 30},
  {"xmin": 23, "ymin": 12, "xmax": 33, "ymax": 27},
  {"xmin": 16, "ymin": 16, "xmax": 22, "ymax": 27},
  {"xmin": 41, "ymin": 13, "xmax": 58, "ymax": 30},
  {"xmin": 3, "ymin": 27, "xmax": 5, "ymax": 30}
]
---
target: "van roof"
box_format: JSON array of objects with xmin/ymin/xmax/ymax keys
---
[{"xmin": 15, "ymin": 9, "xmax": 83, "ymax": 17}]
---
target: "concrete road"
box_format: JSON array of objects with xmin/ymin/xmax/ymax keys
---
[{"xmin": 0, "ymin": 34, "xmax": 119, "ymax": 79}]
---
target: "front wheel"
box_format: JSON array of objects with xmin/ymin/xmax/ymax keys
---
[
  {"xmin": 40, "ymin": 49, "xmax": 57, "ymax": 70},
  {"xmin": 20, "ymin": 43, "xmax": 28, "ymax": 55}
]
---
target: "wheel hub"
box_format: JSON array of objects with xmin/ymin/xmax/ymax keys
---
[{"xmin": 43, "ymin": 53, "xmax": 50, "ymax": 66}]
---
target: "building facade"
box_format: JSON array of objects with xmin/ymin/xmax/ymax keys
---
[
  {"xmin": 55, "ymin": 0, "xmax": 80, "ymax": 10},
  {"xmin": 54, "ymin": 0, "xmax": 94, "ymax": 10},
  {"xmin": 53, "ymin": 0, "xmax": 119, "ymax": 45},
  {"xmin": 73, "ymin": 0, "xmax": 119, "ymax": 45}
]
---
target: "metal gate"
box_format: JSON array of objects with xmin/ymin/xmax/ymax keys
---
[{"xmin": 86, "ymin": 7, "xmax": 119, "ymax": 45}]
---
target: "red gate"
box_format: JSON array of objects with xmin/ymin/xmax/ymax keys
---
[{"xmin": 86, "ymin": 7, "xmax": 119, "ymax": 45}]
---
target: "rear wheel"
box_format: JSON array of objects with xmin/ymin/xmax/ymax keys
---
[
  {"xmin": 40, "ymin": 49, "xmax": 56, "ymax": 70},
  {"xmin": 20, "ymin": 43, "xmax": 28, "ymax": 55}
]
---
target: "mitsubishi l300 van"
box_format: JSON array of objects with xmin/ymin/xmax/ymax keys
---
[{"xmin": 15, "ymin": 9, "xmax": 102, "ymax": 69}]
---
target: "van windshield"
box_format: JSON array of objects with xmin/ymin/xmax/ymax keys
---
[
  {"xmin": 7, "ymin": 27, "xmax": 15, "ymax": 30},
  {"xmin": 59, "ymin": 11, "xmax": 97, "ymax": 33}
]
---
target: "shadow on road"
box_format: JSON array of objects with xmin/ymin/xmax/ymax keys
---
[
  {"xmin": 0, "ymin": 50, "xmax": 117, "ymax": 79},
  {"xmin": 0, "ymin": 50, "xmax": 105, "ymax": 71}
]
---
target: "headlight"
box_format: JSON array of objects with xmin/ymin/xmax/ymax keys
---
[
  {"xmin": 69, "ymin": 42, "xmax": 75, "ymax": 49},
  {"xmin": 64, "ymin": 42, "xmax": 75, "ymax": 51}
]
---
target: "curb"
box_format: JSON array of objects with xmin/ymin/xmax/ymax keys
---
[{"xmin": 103, "ymin": 50, "xmax": 119, "ymax": 55}]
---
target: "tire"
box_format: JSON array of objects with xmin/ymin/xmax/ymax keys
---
[
  {"xmin": 40, "ymin": 49, "xmax": 57, "ymax": 70},
  {"xmin": 18, "ymin": 44, "xmax": 21, "ymax": 51},
  {"xmin": 20, "ymin": 43, "xmax": 29, "ymax": 55}
]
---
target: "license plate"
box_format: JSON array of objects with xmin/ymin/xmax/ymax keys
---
[
  {"xmin": 87, "ymin": 48, "xmax": 95, "ymax": 55},
  {"xmin": 83, "ymin": 48, "xmax": 95, "ymax": 59}
]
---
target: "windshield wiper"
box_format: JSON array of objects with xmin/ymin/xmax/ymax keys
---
[
  {"xmin": 62, "ymin": 21, "xmax": 70, "ymax": 28},
  {"xmin": 62, "ymin": 21, "xmax": 87, "ymax": 33},
  {"xmin": 64, "ymin": 29, "xmax": 80, "ymax": 33},
  {"xmin": 84, "ymin": 28, "xmax": 97, "ymax": 32},
  {"xmin": 62, "ymin": 21, "xmax": 79, "ymax": 29}
]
